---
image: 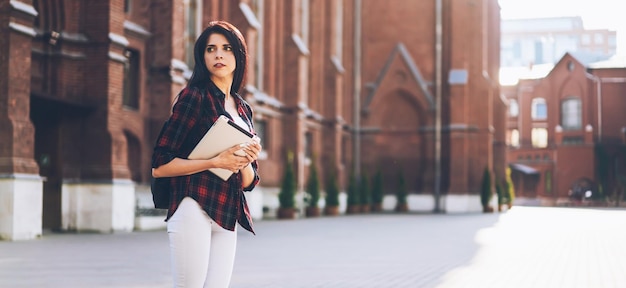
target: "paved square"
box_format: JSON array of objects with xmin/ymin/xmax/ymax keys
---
[{"xmin": 0, "ymin": 206, "xmax": 624, "ymax": 287}]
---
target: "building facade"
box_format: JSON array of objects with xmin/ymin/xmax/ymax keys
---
[
  {"xmin": 501, "ymin": 17, "xmax": 617, "ymax": 67},
  {"xmin": 0, "ymin": 0, "xmax": 504, "ymax": 240},
  {"xmin": 503, "ymin": 53, "xmax": 626, "ymax": 205}
]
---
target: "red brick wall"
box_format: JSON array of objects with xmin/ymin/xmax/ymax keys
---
[
  {"xmin": 0, "ymin": 0, "xmax": 39, "ymax": 174},
  {"xmin": 1, "ymin": 0, "xmax": 505, "ymax": 200}
]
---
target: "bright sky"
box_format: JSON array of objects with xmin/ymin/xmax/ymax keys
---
[{"xmin": 499, "ymin": 0, "xmax": 626, "ymax": 55}]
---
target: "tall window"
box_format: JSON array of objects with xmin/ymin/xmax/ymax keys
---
[
  {"xmin": 534, "ymin": 40, "xmax": 543, "ymax": 64},
  {"xmin": 124, "ymin": 0, "xmax": 131, "ymax": 13},
  {"xmin": 252, "ymin": 0, "xmax": 264, "ymax": 90},
  {"xmin": 341, "ymin": 135, "xmax": 348, "ymax": 165},
  {"xmin": 125, "ymin": 132, "xmax": 141, "ymax": 182},
  {"xmin": 513, "ymin": 41, "xmax": 521, "ymax": 58},
  {"xmin": 581, "ymin": 34, "xmax": 591, "ymax": 45},
  {"xmin": 561, "ymin": 97, "xmax": 582, "ymax": 130},
  {"xmin": 531, "ymin": 98, "xmax": 547, "ymax": 120},
  {"xmin": 300, "ymin": 0, "xmax": 310, "ymax": 46},
  {"xmin": 545, "ymin": 170, "xmax": 552, "ymax": 195},
  {"xmin": 123, "ymin": 48, "xmax": 139, "ymax": 109},
  {"xmin": 254, "ymin": 119, "xmax": 268, "ymax": 159},
  {"xmin": 594, "ymin": 33, "xmax": 604, "ymax": 44},
  {"xmin": 304, "ymin": 131, "xmax": 313, "ymax": 159},
  {"xmin": 184, "ymin": 0, "xmax": 202, "ymax": 69},
  {"xmin": 532, "ymin": 128, "xmax": 548, "ymax": 148},
  {"xmin": 334, "ymin": 0, "xmax": 343, "ymax": 61},
  {"xmin": 508, "ymin": 99, "xmax": 519, "ymax": 117},
  {"xmin": 510, "ymin": 129, "xmax": 520, "ymax": 147}
]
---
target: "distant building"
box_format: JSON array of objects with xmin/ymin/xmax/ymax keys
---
[
  {"xmin": 503, "ymin": 53, "xmax": 626, "ymax": 205},
  {"xmin": 501, "ymin": 17, "xmax": 617, "ymax": 67},
  {"xmin": 0, "ymin": 0, "xmax": 504, "ymax": 240}
]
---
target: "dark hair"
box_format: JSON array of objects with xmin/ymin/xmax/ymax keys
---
[{"xmin": 187, "ymin": 21, "xmax": 248, "ymax": 94}]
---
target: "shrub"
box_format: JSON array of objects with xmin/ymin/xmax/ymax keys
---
[
  {"xmin": 347, "ymin": 169, "xmax": 360, "ymax": 206},
  {"xmin": 504, "ymin": 167, "xmax": 515, "ymax": 205},
  {"xmin": 372, "ymin": 169, "xmax": 384, "ymax": 205},
  {"xmin": 360, "ymin": 170, "xmax": 371, "ymax": 206},
  {"xmin": 480, "ymin": 167, "xmax": 492, "ymax": 208},
  {"xmin": 495, "ymin": 179, "xmax": 505, "ymax": 206},
  {"xmin": 396, "ymin": 171, "xmax": 407, "ymax": 205},
  {"xmin": 324, "ymin": 165, "xmax": 340, "ymax": 207},
  {"xmin": 306, "ymin": 156, "xmax": 320, "ymax": 208},
  {"xmin": 279, "ymin": 151, "xmax": 296, "ymax": 209}
]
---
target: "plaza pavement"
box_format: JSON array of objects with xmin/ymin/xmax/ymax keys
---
[{"xmin": 0, "ymin": 206, "xmax": 625, "ymax": 288}]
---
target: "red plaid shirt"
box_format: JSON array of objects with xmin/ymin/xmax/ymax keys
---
[{"xmin": 151, "ymin": 82, "xmax": 259, "ymax": 234}]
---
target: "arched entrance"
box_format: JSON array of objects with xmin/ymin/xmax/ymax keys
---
[{"xmin": 31, "ymin": 97, "xmax": 62, "ymax": 230}]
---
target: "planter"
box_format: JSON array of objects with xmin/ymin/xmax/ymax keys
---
[
  {"xmin": 324, "ymin": 206, "xmax": 340, "ymax": 216},
  {"xmin": 360, "ymin": 204, "xmax": 371, "ymax": 213},
  {"xmin": 305, "ymin": 207, "xmax": 321, "ymax": 217},
  {"xmin": 395, "ymin": 203, "xmax": 408, "ymax": 212},
  {"xmin": 482, "ymin": 205, "xmax": 494, "ymax": 213},
  {"xmin": 371, "ymin": 203, "xmax": 383, "ymax": 212},
  {"xmin": 346, "ymin": 205, "xmax": 361, "ymax": 214},
  {"xmin": 277, "ymin": 207, "xmax": 297, "ymax": 219}
]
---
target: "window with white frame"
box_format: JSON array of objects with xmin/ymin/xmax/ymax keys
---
[
  {"xmin": 581, "ymin": 34, "xmax": 591, "ymax": 45},
  {"xmin": 184, "ymin": 0, "xmax": 202, "ymax": 69},
  {"xmin": 561, "ymin": 97, "xmax": 582, "ymax": 130},
  {"xmin": 531, "ymin": 98, "xmax": 547, "ymax": 120},
  {"xmin": 594, "ymin": 33, "xmax": 604, "ymax": 44},
  {"xmin": 510, "ymin": 129, "xmax": 520, "ymax": 147},
  {"xmin": 508, "ymin": 99, "xmax": 519, "ymax": 117},
  {"xmin": 532, "ymin": 128, "xmax": 548, "ymax": 148}
]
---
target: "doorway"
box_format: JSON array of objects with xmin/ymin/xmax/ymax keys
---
[{"xmin": 30, "ymin": 96, "xmax": 62, "ymax": 230}]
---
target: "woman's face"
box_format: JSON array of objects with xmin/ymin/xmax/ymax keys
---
[{"xmin": 204, "ymin": 33, "xmax": 236, "ymax": 83}]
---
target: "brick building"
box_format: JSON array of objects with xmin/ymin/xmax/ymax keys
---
[
  {"xmin": 503, "ymin": 54, "xmax": 626, "ymax": 205},
  {"xmin": 0, "ymin": 0, "xmax": 504, "ymax": 240}
]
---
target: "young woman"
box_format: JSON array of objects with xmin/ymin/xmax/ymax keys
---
[{"xmin": 151, "ymin": 21, "xmax": 261, "ymax": 288}]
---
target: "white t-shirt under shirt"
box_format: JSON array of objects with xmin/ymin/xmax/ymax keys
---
[{"xmin": 232, "ymin": 114, "xmax": 250, "ymax": 133}]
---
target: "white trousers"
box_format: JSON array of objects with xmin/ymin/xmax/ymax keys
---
[{"xmin": 167, "ymin": 197, "xmax": 238, "ymax": 288}]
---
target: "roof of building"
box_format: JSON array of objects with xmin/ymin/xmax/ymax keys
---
[
  {"xmin": 499, "ymin": 63, "xmax": 554, "ymax": 86},
  {"xmin": 509, "ymin": 163, "xmax": 540, "ymax": 175},
  {"xmin": 587, "ymin": 54, "xmax": 626, "ymax": 69}
]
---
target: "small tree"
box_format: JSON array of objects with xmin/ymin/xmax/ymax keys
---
[
  {"xmin": 324, "ymin": 164, "xmax": 340, "ymax": 215},
  {"xmin": 504, "ymin": 167, "xmax": 515, "ymax": 208},
  {"xmin": 306, "ymin": 156, "xmax": 320, "ymax": 208},
  {"xmin": 481, "ymin": 167, "xmax": 493, "ymax": 212},
  {"xmin": 495, "ymin": 180, "xmax": 505, "ymax": 212},
  {"xmin": 371, "ymin": 169, "xmax": 384, "ymax": 212},
  {"xmin": 346, "ymin": 169, "xmax": 360, "ymax": 213},
  {"xmin": 278, "ymin": 151, "xmax": 296, "ymax": 218},
  {"xmin": 395, "ymin": 170, "xmax": 408, "ymax": 212},
  {"xmin": 305, "ymin": 156, "xmax": 321, "ymax": 217},
  {"xmin": 618, "ymin": 175, "xmax": 626, "ymax": 207},
  {"xmin": 360, "ymin": 170, "xmax": 371, "ymax": 213}
]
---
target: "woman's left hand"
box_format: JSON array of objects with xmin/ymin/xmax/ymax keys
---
[{"xmin": 237, "ymin": 141, "xmax": 262, "ymax": 167}]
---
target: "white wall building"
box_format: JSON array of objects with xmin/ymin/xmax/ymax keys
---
[{"xmin": 501, "ymin": 17, "xmax": 617, "ymax": 67}]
